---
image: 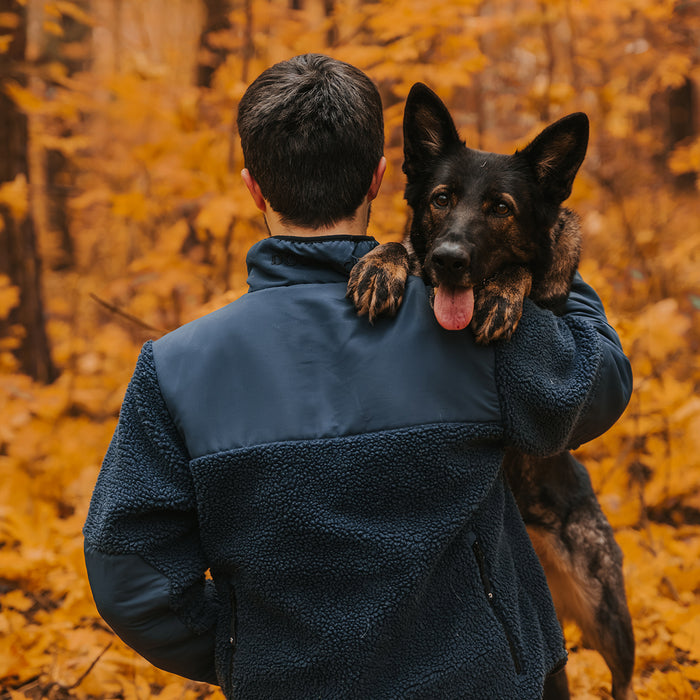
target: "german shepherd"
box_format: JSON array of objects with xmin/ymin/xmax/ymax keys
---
[{"xmin": 347, "ymin": 83, "xmax": 635, "ymax": 700}]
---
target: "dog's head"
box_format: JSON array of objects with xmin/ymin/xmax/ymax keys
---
[{"xmin": 402, "ymin": 83, "xmax": 588, "ymax": 329}]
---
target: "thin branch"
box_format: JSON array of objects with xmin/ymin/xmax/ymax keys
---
[
  {"xmin": 89, "ymin": 292, "xmax": 168, "ymax": 334},
  {"xmin": 65, "ymin": 641, "xmax": 113, "ymax": 691}
]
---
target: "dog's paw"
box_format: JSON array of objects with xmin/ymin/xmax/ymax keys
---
[
  {"xmin": 347, "ymin": 242, "xmax": 410, "ymax": 323},
  {"xmin": 471, "ymin": 269, "xmax": 532, "ymax": 344},
  {"xmin": 472, "ymin": 293, "xmax": 524, "ymax": 344}
]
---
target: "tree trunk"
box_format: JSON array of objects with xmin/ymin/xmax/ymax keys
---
[
  {"xmin": 0, "ymin": 0, "xmax": 57, "ymax": 383},
  {"xmin": 197, "ymin": 0, "xmax": 232, "ymax": 88},
  {"xmin": 45, "ymin": 0, "xmax": 92, "ymax": 269}
]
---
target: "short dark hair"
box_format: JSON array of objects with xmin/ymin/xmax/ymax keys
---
[{"xmin": 237, "ymin": 54, "xmax": 384, "ymax": 229}]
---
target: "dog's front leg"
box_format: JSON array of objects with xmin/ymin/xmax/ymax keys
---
[
  {"xmin": 347, "ymin": 242, "xmax": 412, "ymax": 322},
  {"xmin": 472, "ymin": 267, "xmax": 533, "ymax": 344}
]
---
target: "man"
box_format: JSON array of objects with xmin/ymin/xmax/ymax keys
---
[{"xmin": 84, "ymin": 54, "xmax": 632, "ymax": 698}]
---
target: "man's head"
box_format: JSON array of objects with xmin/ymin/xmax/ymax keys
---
[{"xmin": 237, "ymin": 54, "xmax": 385, "ymax": 230}]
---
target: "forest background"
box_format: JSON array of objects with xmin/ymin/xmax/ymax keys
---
[{"xmin": 1, "ymin": 0, "xmax": 699, "ymax": 697}]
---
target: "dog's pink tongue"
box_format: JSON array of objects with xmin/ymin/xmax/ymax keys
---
[{"xmin": 434, "ymin": 285, "xmax": 474, "ymax": 331}]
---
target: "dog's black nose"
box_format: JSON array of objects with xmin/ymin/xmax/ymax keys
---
[{"xmin": 430, "ymin": 241, "xmax": 470, "ymax": 279}]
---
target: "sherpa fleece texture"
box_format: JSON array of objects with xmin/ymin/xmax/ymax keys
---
[{"xmin": 84, "ymin": 235, "xmax": 632, "ymax": 698}]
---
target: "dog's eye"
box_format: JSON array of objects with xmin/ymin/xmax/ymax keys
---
[
  {"xmin": 432, "ymin": 192, "xmax": 450, "ymax": 208},
  {"xmin": 492, "ymin": 202, "xmax": 511, "ymax": 217}
]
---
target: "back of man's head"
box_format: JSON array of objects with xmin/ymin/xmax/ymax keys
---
[{"xmin": 237, "ymin": 54, "xmax": 384, "ymax": 230}]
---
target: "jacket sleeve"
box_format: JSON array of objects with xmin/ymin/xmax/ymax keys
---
[
  {"xmin": 497, "ymin": 272, "xmax": 632, "ymax": 455},
  {"xmin": 83, "ymin": 341, "xmax": 219, "ymax": 684}
]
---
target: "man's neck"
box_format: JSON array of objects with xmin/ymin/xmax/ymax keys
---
[{"xmin": 264, "ymin": 200, "xmax": 371, "ymax": 238}]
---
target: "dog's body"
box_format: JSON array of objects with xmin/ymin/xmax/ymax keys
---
[{"xmin": 347, "ymin": 84, "xmax": 635, "ymax": 700}]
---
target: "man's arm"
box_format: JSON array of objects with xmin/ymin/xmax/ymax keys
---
[
  {"xmin": 560, "ymin": 272, "xmax": 633, "ymax": 448},
  {"xmin": 497, "ymin": 272, "xmax": 633, "ymax": 454},
  {"xmin": 83, "ymin": 342, "xmax": 219, "ymax": 683}
]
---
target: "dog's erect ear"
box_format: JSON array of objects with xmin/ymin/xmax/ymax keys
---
[
  {"xmin": 403, "ymin": 83, "xmax": 462, "ymax": 178},
  {"xmin": 519, "ymin": 112, "xmax": 589, "ymax": 203}
]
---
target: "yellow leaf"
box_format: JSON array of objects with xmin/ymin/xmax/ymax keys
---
[
  {"xmin": 0, "ymin": 12, "xmax": 20, "ymax": 29},
  {"xmin": 640, "ymin": 669, "xmax": 698, "ymax": 699},
  {"xmin": 54, "ymin": 0, "xmax": 95, "ymax": 26},
  {"xmin": 0, "ymin": 34, "xmax": 13, "ymax": 53},
  {"xmin": 1, "ymin": 590, "xmax": 34, "ymax": 612},
  {"xmin": 0, "ymin": 274, "xmax": 19, "ymax": 320},
  {"xmin": 683, "ymin": 664, "xmax": 700, "ymax": 682},
  {"xmin": 669, "ymin": 138, "xmax": 700, "ymax": 175},
  {"xmin": 195, "ymin": 196, "xmax": 238, "ymax": 239},
  {"xmin": 43, "ymin": 19, "xmax": 63, "ymax": 37},
  {"xmin": 0, "ymin": 173, "xmax": 28, "ymax": 221},
  {"xmin": 111, "ymin": 191, "xmax": 149, "ymax": 222},
  {"xmin": 672, "ymin": 610, "xmax": 700, "ymax": 653}
]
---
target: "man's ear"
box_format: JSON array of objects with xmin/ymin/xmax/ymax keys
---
[
  {"xmin": 403, "ymin": 83, "xmax": 462, "ymax": 179},
  {"xmin": 241, "ymin": 169, "xmax": 267, "ymax": 212},
  {"xmin": 518, "ymin": 113, "xmax": 589, "ymax": 204},
  {"xmin": 367, "ymin": 156, "xmax": 387, "ymax": 203}
]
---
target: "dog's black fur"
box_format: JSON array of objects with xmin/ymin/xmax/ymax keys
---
[{"xmin": 347, "ymin": 83, "xmax": 636, "ymax": 700}]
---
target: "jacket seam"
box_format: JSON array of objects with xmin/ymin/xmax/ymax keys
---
[
  {"xmin": 147, "ymin": 339, "xmax": 192, "ymax": 458},
  {"xmin": 186, "ymin": 419, "xmax": 506, "ymax": 463}
]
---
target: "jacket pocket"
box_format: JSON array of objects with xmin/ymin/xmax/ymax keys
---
[{"xmin": 471, "ymin": 536, "xmax": 523, "ymax": 675}]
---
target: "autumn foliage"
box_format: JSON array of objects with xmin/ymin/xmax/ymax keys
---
[{"xmin": 1, "ymin": 0, "xmax": 700, "ymax": 697}]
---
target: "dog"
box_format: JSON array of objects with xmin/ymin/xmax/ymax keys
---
[{"xmin": 347, "ymin": 83, "xmax": 636, "ymax": 700}]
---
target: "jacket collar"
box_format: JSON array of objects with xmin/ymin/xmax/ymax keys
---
[{"xmin": 246, "ymin": 235, "xmax": 379, "ymax": 292}]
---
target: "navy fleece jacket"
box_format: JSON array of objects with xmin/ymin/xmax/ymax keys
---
[{"xmin": 83, "ymin": 235, "xmax": 632, "ymax": 698}]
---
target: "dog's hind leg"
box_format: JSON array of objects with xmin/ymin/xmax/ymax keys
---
[
  {"xmin": 505, "ymin": 450, "xmax": 636, "ymax": 700},
  {"xmin": 527, "ymin": 507, "xmax": 636, "ymax": 700}
]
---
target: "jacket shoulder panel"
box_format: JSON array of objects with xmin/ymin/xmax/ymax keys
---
[{"xmin": 153, "ymin": 278, "xmax": 501, "ymax": 458}]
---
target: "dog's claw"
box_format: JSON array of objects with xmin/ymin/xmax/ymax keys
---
[
  {"xmin": 471, "ymin": 296, "xmax": 523, "ymax": 343},
  {"xmin": 347, "ymin": 242, "xmax": 410, "ymax": 322},
  {"xmin": 470, "ymin": 268, "xmax": 532, "ymax": 344}
]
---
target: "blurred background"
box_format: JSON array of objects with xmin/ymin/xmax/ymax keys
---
[{"xmin": 0, "ymin": 0, "xmax": 699, "ymax": 697}]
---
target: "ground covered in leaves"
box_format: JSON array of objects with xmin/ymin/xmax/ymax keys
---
[{"xmin": 2, "ymin": 0, "xmax": 700, "ymax": 697}]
